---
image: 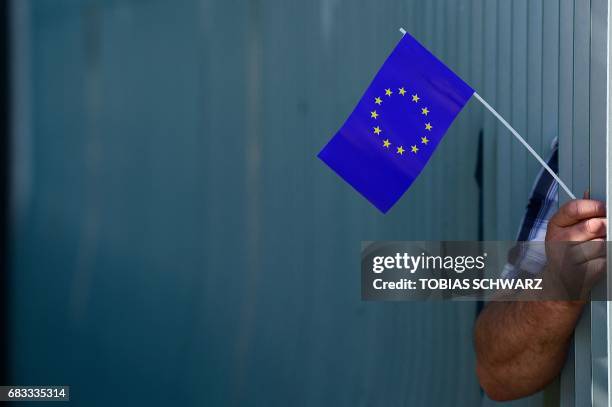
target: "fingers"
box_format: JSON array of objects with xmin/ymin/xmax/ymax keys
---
[
  {"xmin": 551, "ymin": 217, "xmax": 607, "ymax": 241},
  {"xmin": 566, "ymin": 240, "xmax": 607, "ymax": 264},
  {"xmin": 576, "ymin": 257, "xmax": 607, "ymax": 299},
  {"xmin": 551, "ymin": 199, "xmax": 606, "ymax": 227},
  {"xmin": 549, "ymin": 241, "xmax": 607, "ymax": 299}
]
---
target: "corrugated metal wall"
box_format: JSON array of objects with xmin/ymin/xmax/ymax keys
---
[
  {"xmin": 8, "ymin": 0, "xmax": 603, "ymax": 406},
  {"xmin": 558, "ymin": 0, "xmax": 610, "ymax": 405}
]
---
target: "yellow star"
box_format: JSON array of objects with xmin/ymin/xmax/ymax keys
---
[
  {"xmin": 421, "ymin": 107, "xmax": 429, "ymax": 116},
  {"xmin": 398, "ymin": 87, "xmax": 406, "ymax": 96},
  {"xmin": 412, "ymin": 94, "xmax": 420, "ymax": 102},
  {"xmin": 373, "ymin": 126, "xmax": 382, "ymax": 135},
  {"xmin": 421, "ymin": 136, "xmax": 429, "ymax": 145},
  {"xmin": 411, "ymin": 145, "xmax": 419, "ymax": 154},
  {"xmin": 383, "ymin": 139, "xmax": 391, "ymax": 148},
  {"xmin": 374, "ymin": 97, "xmax": 383, "ymax": 105},
  {"xmin": 397, "ymin": 146, "xmax": 405, "ymax": 155},
  {"xmin": 385, "ymin": 88, "xmax": 393, "ymax": 97},
  {"xmin": 371, "ymin": 110, "xmax": 379, "ymax": 119},
  {"xmin": 425, "ymin": 122, "xmax": 432, "ymax": 131}
]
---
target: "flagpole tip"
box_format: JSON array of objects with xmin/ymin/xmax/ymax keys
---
[{"xmin": 399, "ymin": 27, "xmax": 406, "ymax": 35}]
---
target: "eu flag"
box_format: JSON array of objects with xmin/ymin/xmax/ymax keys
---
[{"xmin": 318, "ymin": 32, "xmax": 474, "ymax": 213}]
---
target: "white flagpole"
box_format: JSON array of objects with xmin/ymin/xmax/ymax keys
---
[
  {"xmin": 398, "ymin": 27, "xmax": 576, "ymax": 200},
  {"xmin": 471, "ymin": 92, "xmax": 576, "ymax": 199}
]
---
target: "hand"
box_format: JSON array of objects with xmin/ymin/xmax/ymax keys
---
[{"xmin": 544, "ymin": 199, "xmax": 607, "ymax": 299}]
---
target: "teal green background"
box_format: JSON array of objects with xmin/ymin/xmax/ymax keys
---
[{"xmin": 9, "ymin": 0, "xmax": 570, "ymax": 406}]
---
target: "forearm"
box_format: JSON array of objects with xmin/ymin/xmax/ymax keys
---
[{"xmin": 474, "ymin": 300, "xmax": 584, "ymax": 401}]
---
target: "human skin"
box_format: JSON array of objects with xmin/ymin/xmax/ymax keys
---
[{"xmin": 474, "ymin": 199, "xmax": 606, "ymax": 401}]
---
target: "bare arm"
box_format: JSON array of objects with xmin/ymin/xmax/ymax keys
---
[
  {"xmin": 474, "ymin": 199, "xmax": 606, "ymax": 401},
  {"xmin": 474, "ymin": 300, "xmax": 583, "ymax": 401}
]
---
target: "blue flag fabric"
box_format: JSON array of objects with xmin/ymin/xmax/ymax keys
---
[{"xmin": 318, "ymin": 32, "xmax": 474, "ymax": 213}]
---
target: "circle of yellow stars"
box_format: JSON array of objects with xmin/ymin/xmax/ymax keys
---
[{"xmin": 370, "ymin": 86, "xmax": 432, "ymax": 157}]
